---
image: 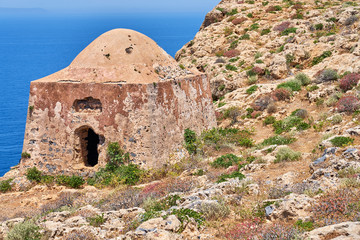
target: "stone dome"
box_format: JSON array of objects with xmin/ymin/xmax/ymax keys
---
[{"xmin": 36, "ymin": 29, "xmax": 192, "ymax": 84}]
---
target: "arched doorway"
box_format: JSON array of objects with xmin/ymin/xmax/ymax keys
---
[
  {"xmin": 86, "ymin": 128, "xmax": 100, "ymax": 167},
  {"xmin": 75, "ymin": 126, "xmax": 100, "ymax": 167}
]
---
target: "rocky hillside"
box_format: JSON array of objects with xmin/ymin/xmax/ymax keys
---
[
  {"xmin": 1, "ymin": 0, "xmax": 360, "ymax": 239},
  {"xmin": 176, "ymin": 0, "xmax": 360, "ymax": 100}
]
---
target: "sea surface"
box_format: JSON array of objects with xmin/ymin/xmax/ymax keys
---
[{"xmin": 0, "ymin": 13, "xmax": 205, "ymax": 176}]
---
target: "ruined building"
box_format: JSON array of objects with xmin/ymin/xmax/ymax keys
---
[{"xmin": 20, "ymin": 29, "xmax": 216, "ymax": 174}]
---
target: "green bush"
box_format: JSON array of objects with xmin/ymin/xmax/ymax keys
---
[
  {"xmin": 306, "ymin": 85, "xmax": 319, "ymax": 92},
  {"xmin": 226, "ymin": 64, "xmax": 238, "ymax": 71},
  {"xmin": 211, "ymin": 154, "xmax": 241, "ymax": 168},
  {"xmin": 295, "ymin": 73, "xmax": 311, "ymax": 86},
  {"xmin": 273, "ymin": 115, "xmax": 310, "ymax": 134},
  {"xmin": 238, "ymin": 137, "xmax": 254, "ymax": 147},
  {"xmin": 246, "ymin": 85, "xmax": 258, "ymax": 95},
  {"xmin": 184, "ymin": 129, "xmax": 197, "ymax": 154},
  {"xmin": 26, "ymin": 167, "xmax": 42, "ymax": 182},
  {"xmin": 6, "ymin": 221, "xmax": 41, "ymax": 240},
  {"xmin": 169, "ymin": 208, "xmax": 205, "ymax": 229},
  {"xmin": 261, "ymin": 28, "xmax": 271, "ymax": 36},
  {"xmin": 141, "ymin": 195, "xmax": 181, "ymax": 224},
  {"xmin": 87, "ymin": 213, "xmax": 105, "ymax": 227},
  {"xmin": 259, "ymin": 135, "xmax": 295, "ymax": 147},
  {"xmin": 239, "ymin": 34, "xmax": 250, "ymax": 40},
  {"xmin": 281, "ymin": 27, "xmax": 297, "ymax": 36},
  {"xmin": 0, "ymin": 179, "xmax": 12, "ymax": 193},
  {"xmin": 107, "ymin": 142, "xmax": 130, "ymax": 171},
  {"xmin": 56, "ymin": 175, "xmax": 84, "ymax": 189},
  {"xmin": 312, "ymin": 51, "xmax": 332, "ymax": 66},
  {"xmin": 277, "ymin": 79, "xmax": 302, "ymax": 92},
  {"xmin": 217, "ymin": 171, "xmax": 245, "ymax": 183},
  {"xmin": 314, "ymin": 23, "xmax": 323, "ymax": 30},
  {"xmin": 250, "ymin": 23, "xmax": 259, "ymax": 31},
  {"xmin": 274, "ymin": 5, "xmax": 282, "ymax": 11},
  {"xmin": 263, "ymin": 116, "xmax": 276, "ymax": 125},
  {"xmin": 330, "ymin": 137, "xmax": 354, "ymax": 147},
  {"xmin": 246, "ymin": 69, "xmax": 257, "ymax": 77},
  {"xmin": 229, "ymin": 57, "xmax": 239, "ymax": 62},
  {"xmin": 275, "ymin": 147, "xmax": 301, "ymax": 163},
  {"xmin": 201, "ymin": 128, "xmax": 254, "ymax": 150},
  {"xmin": 115, "ymin": 164, "xmax": 143, "ymax": 185},
  {"xmin": 40, "ymin": 175, "xmax": 54, "ymax": 185},
  {"xmin": 21, "ymin": 152, "xmax": 31, "ymax": 159},
  {"xmin": 89, "ymin": 143, "xmax": 142, "ymax": 187},
  {"xmin": 226, "ymin": 8, "xmax": 238, "ymax": 16},
  {"xmin": 141, "ymin": 209, "xmax": 161, "ymax": 222}
]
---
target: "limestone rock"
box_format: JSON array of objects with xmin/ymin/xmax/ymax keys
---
[
  {"xmin": 304, "ymin": 222, "xmax": 360, "ymax": 240},
  {"xmin": 267, "ymin": 193, "xmax": 315, "ymax": 221}
]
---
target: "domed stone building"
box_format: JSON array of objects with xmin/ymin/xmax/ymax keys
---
[{"xmin": 21, "ymin": 29, "xmax": 216, "ymax": 174}]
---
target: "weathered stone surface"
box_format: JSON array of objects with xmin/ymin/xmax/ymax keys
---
[
  {"xmin": 21, "ymin": 29, "xmax": 217, "ymax": 174},
  {"xmin": 304, "ymin": 222, "xmax": 360, "ymax": 240},
  {"xmin": 267, "ymin": 193, "xmax": 315, "ymax": 221}
]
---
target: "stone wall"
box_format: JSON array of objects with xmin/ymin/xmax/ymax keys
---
[{"xmin": 21, "ymin": 74, "xmax": 216, "ymax": 174}]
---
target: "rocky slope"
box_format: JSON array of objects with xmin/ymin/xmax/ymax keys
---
[
  {"xmin": 1, "ymin": 0, "xmax": 360, "ymax": 239},
  {"xmin": 176, "ymin": 0, "xmax": 360, "ymax": 100}
]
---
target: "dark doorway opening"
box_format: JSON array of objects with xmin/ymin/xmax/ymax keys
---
[{"xmin": 85, "ymin": 128, "xmax": 100, "ymax": 167}]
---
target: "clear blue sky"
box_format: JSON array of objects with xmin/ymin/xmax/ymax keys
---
[{"xmin": 0, "ymin": 0, "xmax": 220, "ymax": 14}]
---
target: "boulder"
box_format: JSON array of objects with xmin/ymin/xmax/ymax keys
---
[
  {"xmin": 304, "ymin": 222, "xmax": 360, "ymax": 240},
  {"xmin": 267, "ymin": 193, "xmax": 314, "ymax": 221}
]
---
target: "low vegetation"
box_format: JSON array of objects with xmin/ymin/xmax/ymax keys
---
[
  {"xmin": 275, "ymin": 147, "xmax": 301, "ymax": 163},
  {"xmin": 330, "ymin": 136, "xmax": 354, "ymax": 147},
  {"xmin": 6, "ymin": 220, "xmax": 42, "ymax": 240}
]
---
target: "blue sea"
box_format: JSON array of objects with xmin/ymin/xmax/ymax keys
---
[{"xmin": 0, "ymin": 13, "xmax": 205, "ymax": 176}]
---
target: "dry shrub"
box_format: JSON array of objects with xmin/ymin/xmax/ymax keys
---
[
  {"xmin": 232, "ymin": 17, "xmax": 247, "ymax": 25},
  {"xmin": 293, "ymin": 109, "xmax": 308, "ymax": 119},
  {"xmin": 224, "ymin": 49, "xmax": 240, "ymax": 58},
  {"xmin": 267, "ymin": 102, "xmax": 277, "ymax": 113},
  {"xmin": 252, "ymin": 67, "xmax": 265, "ymax": 75},
  {"xmin": 273, "ymin": 21, "xmax": 291, "ymax": 32},
  {"xmin": 223, "ymin": 106, "xmax": 241, "ymax": 123},
  {"xmin": 336, "ymin": 95, "xmax": 360, "ymax": 113},
  {"xmin": 64, "ymin": 229, "xmax": 99, "ymax": 240},
  {"xmin": 199, "ymin": 200, "xmax": 230, "ymax": 220},
  {"xmin": 252, "ymin": 95, "xmax": 273, "ymax": 111},
  {"xmin": 205, "ymin": 170, "xmax": 223, "ymax": 183},
  {"xmin": 251, "ymin": 111, "xmax": 261, "ymax": 118},
  {"xmin": 339, "ymin": 73, "xmax": 360, "ymax": 91},
  {"xmin": 215, "ymin": 111, "xmax": 224, "ymax": 121},
  {"xmin": 260, "ymin": 224, "xmax": 301, "ymax": 239},
  {"xmin": 268, "ymin": 187, "xmax": 291, "ymax": 199},
  {"xmin": 314, "ymin": 69, "xmax": 338, "ymax": 83},
  {"xmin": 266, "ymin": 6, "xmax": 278, "ymax": 12},
  {"xmin": 73, "ymin": 208, "xmax": 97, "ymax": 219},
  {"xmin": 225, "ymin": 218, "xmax": 263, "ymax": 239},
  {"xmin": 166, "ymin": 177, "xmax": 197, "ymax": 193},
  {"xmin": 271, "ymin": 88, "xmax": 291, "ymax": 101},
  {"xmin": 98, "ymin": 187, "xmax": 144, "ymax": 211},
  {"xmin": 41, "ymin": 192, "xmax": 78, "ymax": 214},
  {"xmin": 344, "ymin": 15, "xmax": 358, "ymax": 26},
  {"xmin": 292, "ymin": 3, "xmax": 303, "ymax": 10},
  {"xmin": 141, "ymin": 181, "xmax": 168, "ymax": 199},
  {"xmin": 312, "ymin": 189, "xmax": 360, "ymax": 226}
]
